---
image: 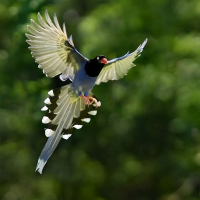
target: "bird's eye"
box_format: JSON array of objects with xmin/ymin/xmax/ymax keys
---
[{"xmin": 97, "ymin": 57, "xmax": 99, "ymax": 60}]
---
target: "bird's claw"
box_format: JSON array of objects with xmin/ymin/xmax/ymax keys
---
[{"xmin": 80, "ymin": 95, "xmax": 99, "ymax": 107}]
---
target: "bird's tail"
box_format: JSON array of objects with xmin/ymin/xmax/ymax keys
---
[
  {"xmin": 36, "ymin": 127, "xmax": 63, "ymax": 174},
  {"xmin": 36, "ymin": 84, "xmax": 100, "ymax": 174}
]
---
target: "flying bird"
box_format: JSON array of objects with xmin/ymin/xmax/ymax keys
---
[{"xmin": 26, "ymin": 10, "xmax": 147, "ymax": 174}]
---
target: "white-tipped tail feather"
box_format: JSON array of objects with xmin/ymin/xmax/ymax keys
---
[
  {"xmin": 45, "ymin": 129, "xmax": 54, "ymax": 137},
  {"xmin": 62, "ymin": 134, "xmax": 72, "ymax": 140},
  {"xmin": 35, "ymin": 84, "xmax": 100, "ymax": 174},
  {"xmin": 42, "ymin": 116, "xmax": 51, "ymax": 124},
  {"xmin": 81, "ymin": 118, "xmax": 91, "ymax": 123},
  {"xmin": 44, "ymin": 98, "xmax": 51, "ymax": 105},
  {"xmin": 48, "ymin": 90, "xmax": 54, "ymax": 96},
  {"xmin": 88, "ymin": 110, "xmax": 97, "ymax": 116},
  {"xmin": 41, "ymin": 106, "xmax": 48, "ymax": 111},
  {"xmin": 36, "ymin": 85, "xmax": 79, "ymax": 173},
  {"xmin": 36, "ymin": 133, "xmax": 63, "ymax": 174},
  {"xmin": 73, "ymin": 124, "xmax": 83, "ymax": 129}
]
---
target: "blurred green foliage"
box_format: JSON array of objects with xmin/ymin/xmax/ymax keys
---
[{"xmin": 1, "ymin": 0, "xmax": 200, "ymax": 199}]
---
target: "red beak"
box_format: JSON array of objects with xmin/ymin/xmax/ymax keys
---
[{"xmin": 100, "ymin": 58, "xmax": 108, "ymax": 64}]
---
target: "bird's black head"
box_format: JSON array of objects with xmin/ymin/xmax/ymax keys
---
[
  {"xmin": 85, "ymin": 55, "xmax": 108, "ymax": 77},
  {"xmin": 94, "ymin": 55, "xmax": 108, "ymax": 65}
]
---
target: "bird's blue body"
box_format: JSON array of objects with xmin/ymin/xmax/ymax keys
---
[{"xmin": 72, "ymin": 63, "xmax": 98, "ymax": 96}]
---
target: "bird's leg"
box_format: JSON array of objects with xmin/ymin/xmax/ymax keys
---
[
  {"xmin": 80, "ymin": 95, "xmax": 90, "ymax": 105},
  {"xmin": 80, "ymin": 95, "xmax": 99, "ymax": 107}
]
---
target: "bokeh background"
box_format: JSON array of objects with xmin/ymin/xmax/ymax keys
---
[{"xmin": 1, "ymin": 0, "xmax": 200, "ymax": 199}]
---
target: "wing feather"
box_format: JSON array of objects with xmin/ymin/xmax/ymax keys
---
[
  {"xmin": 95, "ymin": 39, "xmax": 148, "ymax": 85},
  {"xmin": 53, "ymin": 14, "xmax": 62, "ymax": 31},
  {"xmin": 26, "ymin": 10, "xmax": 87, "ymax": 80}
]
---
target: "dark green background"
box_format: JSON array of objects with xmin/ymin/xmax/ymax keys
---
[{"xmin": 1, "ymin": 0, "xmax": 200, "ymax": 199}]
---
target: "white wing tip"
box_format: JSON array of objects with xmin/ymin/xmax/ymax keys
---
[
  {"xmin": 138, "ymin": 38, "xmax": 148, "ymax": 51},
  {"xmin": 142, "ymin": 38, "xmax": 148, "ymax": 47},
  {"xmin": 68, "ymin": 35, "xmax": 74, "ymax": 46},
  {"xmin": 59, "ymin": 74, "xmax": 68, "ymax": 81}
]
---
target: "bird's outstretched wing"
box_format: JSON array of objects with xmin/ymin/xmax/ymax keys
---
[
  {"xmin": 95, "ymin": 39, "xmax": 148, "ymax": 85},
  {"xmin": 26, "ymin": 10, "xmax": 87, "ymax": 81}
]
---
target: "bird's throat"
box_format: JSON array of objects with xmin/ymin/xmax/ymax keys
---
[{"xmin": 85, "ymin": 61, "xmax": 104, "ymax": 77}]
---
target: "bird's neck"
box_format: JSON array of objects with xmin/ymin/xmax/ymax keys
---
[{"xmin": 85, "ymin": 60, "xmax": 104, "ymax": 77}]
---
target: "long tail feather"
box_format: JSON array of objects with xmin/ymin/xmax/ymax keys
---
[
  {"xmin": 36, "ymin": 84, "xmax": 77, "ymax": 174},
  {"xmin": 36, "ymin": 132, "xmax": 63, "ymax": 174},
  {"xmin": 36, "ymin": 84, "xmax": 101, "ymax": 174}
]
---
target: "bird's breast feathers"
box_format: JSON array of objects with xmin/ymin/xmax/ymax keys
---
[{"xmin": 72, "ymin": 66, "xmax": 98, "ymax": 96}]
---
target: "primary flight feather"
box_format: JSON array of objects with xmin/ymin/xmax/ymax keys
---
[{"xmin": 26, "ymin": 10, "xmax": 147, "ymax": 174}]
